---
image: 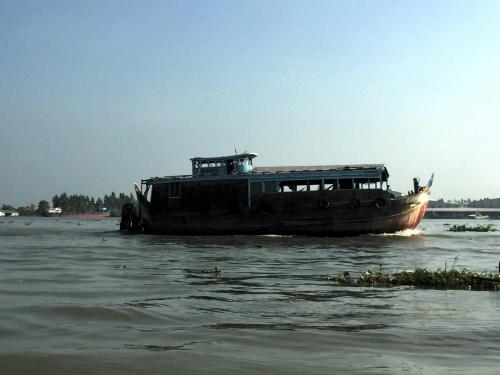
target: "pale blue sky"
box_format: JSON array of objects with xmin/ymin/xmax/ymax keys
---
[{"xmin": 1, "ymin": 0, "xmax": 499, "ymax": 206}]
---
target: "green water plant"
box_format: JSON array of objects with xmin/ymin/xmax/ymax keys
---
[
  {"xmin": 448, "ymin": 224, "xmax": 496, "ymax": 232},
  {"xmin": 327, "ymin": 268, "xmax": 500, "ymax": 291},
  {"xmin": 203, "ymin": 265, "xmax": 222, "ymax": 274}
]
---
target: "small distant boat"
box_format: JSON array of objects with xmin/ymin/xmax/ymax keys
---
[
  {"xmin": 468, "ymin": 212, "xmax": 489, "ymax": 220},
  {"xmin": 0, "ymin": 210, "xmax": 19, "ymax": 217},
  {"xmin": 47, "ymin": 207, "xmax": 63, "ymax": 217}
]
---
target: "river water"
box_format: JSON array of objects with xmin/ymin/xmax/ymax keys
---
[{"xmin": 0, "ymin": 217, "xmax": 499, "ymax": 374}]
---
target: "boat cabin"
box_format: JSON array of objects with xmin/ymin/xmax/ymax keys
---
[{"xmin": 142, "ymin": 153, "xmax": 391, "ymax": 213}]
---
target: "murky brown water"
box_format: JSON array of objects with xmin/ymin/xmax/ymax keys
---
[{"xmin": 1, "ymin": 217, "xmax": 499, "ymax": 374}]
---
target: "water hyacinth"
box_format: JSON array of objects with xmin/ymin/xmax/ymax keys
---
[
  {"xmin": 327, "ymin": 268, "xmax": 500, "ymax": 291},
  {"xmin": 448, "ymin": 224, "xmax": 496, "ymax": 232},
  {"xmin": 330, "ymin": 271, "xmax": 352, "ymax": 284}
]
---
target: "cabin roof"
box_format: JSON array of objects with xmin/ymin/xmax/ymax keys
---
[
  {"xmin": 143, "ymin": 163, "xmax": 389, "ymax": 185},
  {"xmin": 190, "ymin": 152, "xmax": 258, "ymax": 162},
  {"xmin": 252, "ymin": 164, "xmax": 386, "ymax": 174}
]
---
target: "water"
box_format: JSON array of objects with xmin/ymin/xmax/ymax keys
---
[{"xmin": 1, "ymin": 217, "xmax": 499, "ymax": 374}]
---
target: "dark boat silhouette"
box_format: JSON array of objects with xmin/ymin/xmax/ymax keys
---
[{"xmin": 121, "ymin": 152, "xmax": 432, "ymax": 236}]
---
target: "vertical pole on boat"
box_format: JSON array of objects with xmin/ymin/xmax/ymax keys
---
[
  {"xmin": 134, "ymin": 183, "xmax": 142, "ymax": 219},
  {"xmin": 247, "ymin": 179, "xmax": 251, "ymax": 208}
]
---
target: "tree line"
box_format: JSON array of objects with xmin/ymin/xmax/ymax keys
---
[
  {"xmin": 51, "ymin": 192, "xmax": 136, "ymax": 214},
  {"xmin": 1, "ymin": 192, "xmax": 136, "ymax": 216},
  {"xmin": 429, "ymin": 198, "xmax": 500, "ymax": 209}
]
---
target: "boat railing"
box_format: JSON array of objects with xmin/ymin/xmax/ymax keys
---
[{"xmin": 142, "ymin": 175, "xmax": 193, "ymax": 184}]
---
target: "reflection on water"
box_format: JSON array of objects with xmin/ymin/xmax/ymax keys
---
[{"xmin": 0, "ymin": 217, "xmax": 500, "ymax": 374}]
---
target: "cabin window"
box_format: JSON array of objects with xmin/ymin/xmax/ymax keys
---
[
  {"xmin": 265, "ymin": 181, "xmax": 278, "ymax": 193},
  {"xmin": 308, "ymin": 180, "xmax": 323, "ymax": 191},
  {"xmin": 278, "ymin": 180, "xmax": 323, "ymax": 192},
  {"xmin": 339, "ymin": 179, "xmax": 353, "ymax": 189},
  {"xmin": 354, "ymin": 179, "xmax": 366, "ymax": 189},
  {"xmin": 280, "ymin": 181, "xmax": 297, "ymax": 192},
  {"xmin": 324, "ymin": 179, "xmax": 337, "ymax": 190},
  {"xmin": 251, "ymin": 177, "xmax": 385, "ymax": 194},
  {"xmin": 251, "ymin": 182, "xmax": 263, "ymax": 194},
  {"xmin": 351, "ymin": 177, "xmax": 384, "ymax": 190},
  {"xmin": 168, "ymin": 182, "xmax": 181, "ymax": 197}
]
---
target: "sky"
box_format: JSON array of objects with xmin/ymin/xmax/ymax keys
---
[{"xmin": 1, "ymin": 0, "xmax": 500, "ymax": 206}]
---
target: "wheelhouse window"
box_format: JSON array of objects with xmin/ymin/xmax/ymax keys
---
[{"xmin": 191, "ymin": 154, "xmax": 256, "ymax": 176}]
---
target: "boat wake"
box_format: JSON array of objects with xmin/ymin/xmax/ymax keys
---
[
  {"xmin": 258, "ymin": 234, "xmax": 293, "ymax": 238},
  {"xmin": 377, "ymin": 228, "xmax": 422, "ymax": 237}
]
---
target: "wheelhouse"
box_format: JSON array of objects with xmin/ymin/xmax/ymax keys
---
[{"xmin": 191, "ymin": 153, "xmax": 257, "ymax": 176}]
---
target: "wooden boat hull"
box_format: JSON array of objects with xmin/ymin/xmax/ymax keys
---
[{"xmin": 139, "ymin": 190, "xmax": 429, "ymax": 236}]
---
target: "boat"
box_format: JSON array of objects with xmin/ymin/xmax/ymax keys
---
[
  {"xmin": 468, "ymin": 212, "xmax": 489, "ymax": 220},
  {"xmin": 0, "ymin": 210, "xmax": 19, "ymax": 217},
  {"xmin": 120, "ymin": 152, "xmax": 433, "ymax": 236},
  {"xmin": 47, "ymin": 207, "xmax": 63, "ymax": 217}
]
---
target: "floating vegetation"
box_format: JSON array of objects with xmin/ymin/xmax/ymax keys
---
[
  {"xmin": 327, "ymin": 268, "xmax": 500, "ymax": 290},
  {"xmin": 447, "ymin": 224, "xmax": 495, "ymax": 232},
  {"xmin": 203, "ymin": 265, "xmax": 222, "ymax": 274}
]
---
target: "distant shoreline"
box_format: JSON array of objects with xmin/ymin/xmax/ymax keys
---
[{"xmin": 59, "ymin": 213, "xmax": 113, "ymax": 219}]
